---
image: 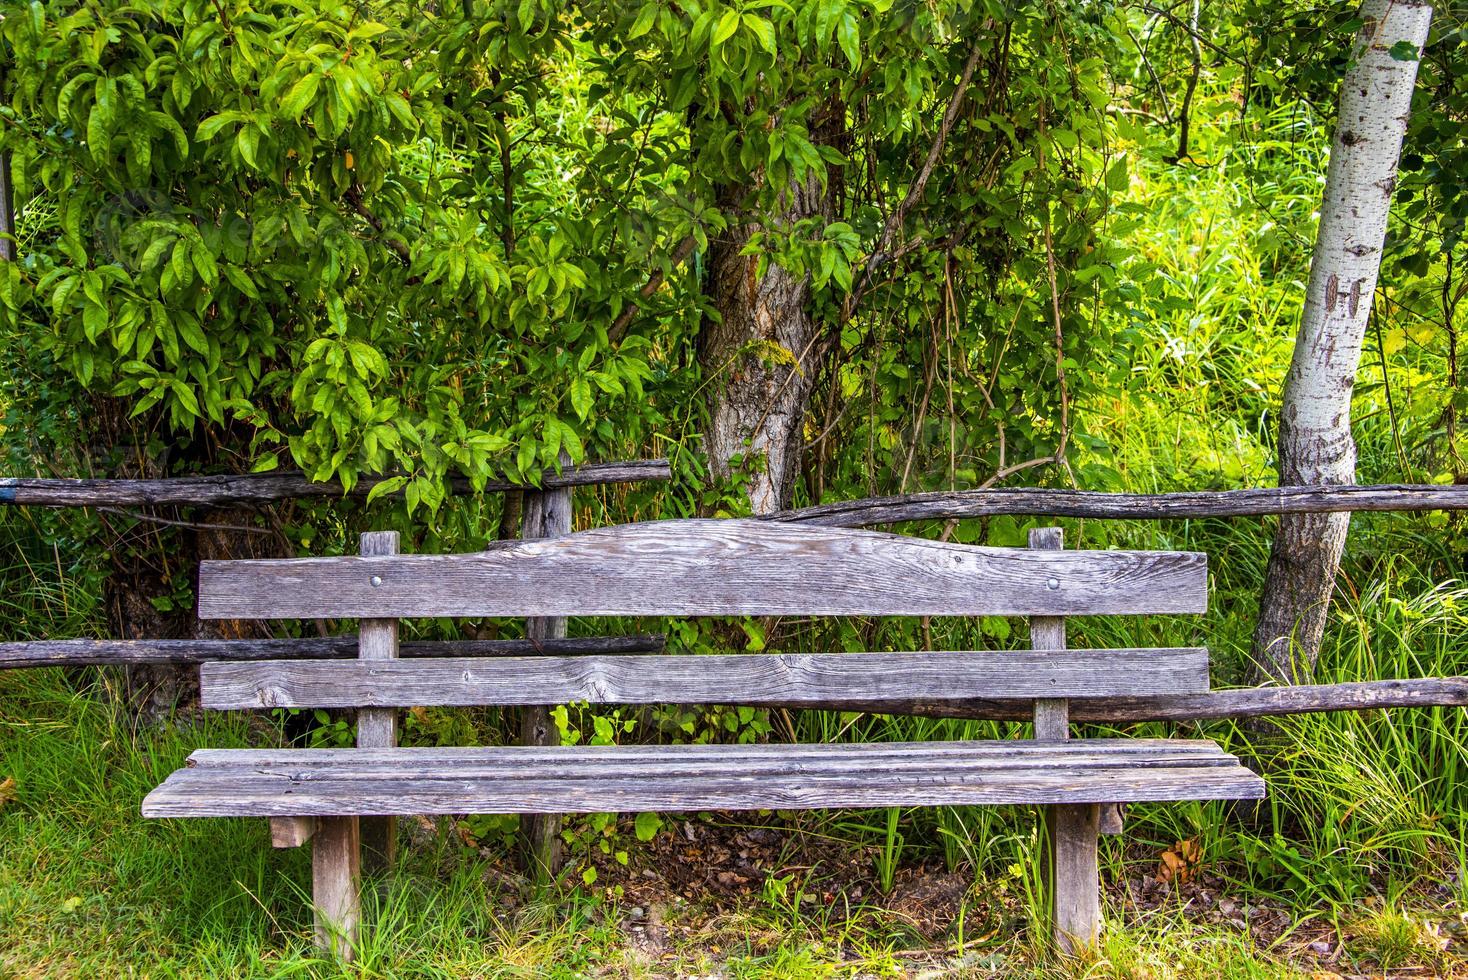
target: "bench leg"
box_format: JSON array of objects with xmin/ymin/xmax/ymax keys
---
[
  {"xmin": 313, "ymin": 816, "xmax": 361, "ymax": 960},
  {"xmin": 1048, "ymin": 803, "xmax": 1101, "ymax": 956}
]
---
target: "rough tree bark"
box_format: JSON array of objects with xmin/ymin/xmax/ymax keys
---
[
  {"xmin": 0, "ymin": 149, "xmax": 14, "ymax": 263},
  {"xmin": 1252, "ymin": 0, "xmax": 1433, "ymax": 685},
  {"xmin": 698, "ymin": 104, "xmax": 843, "ymax": 515}
]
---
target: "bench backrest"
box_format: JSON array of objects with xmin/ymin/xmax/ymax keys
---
[{"xmin": 195, "ymin": 518, "xmax": 1210, "ymax": 710}]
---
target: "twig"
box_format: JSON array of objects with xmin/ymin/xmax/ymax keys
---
[
  {"xmin": 344, "ymin": 186, "xmax": 412, "ymax": 264},
  {"xmin": 845, "ymin": 33, "xmax": 988, "ymax": 320},
  {"xmin": 608, "ymin": 234, "xmax": 699, "ymax": 343},
  {"xmin": 96, "ymin": 506, "xmax": 274, "ymax": 535}
]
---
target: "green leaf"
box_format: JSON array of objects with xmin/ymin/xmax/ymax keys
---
[
  {"xmin": 177, "ymin": 316, "xmax": 208, "ymax": 356},
  {"xmin": 281, "ymin": 74, "xmax": 321, "ymax": 122},
  {"xmin": 191, "ymin": 242, "xmax": 218, "ymax": 286},
  {"xmin": 365, "ymin": 474, "xmax": 408, "ymax": 503},
  {"xmin": 743, "ymin": 13, "xmax": 776, "ymax": 54},
  {"xmin": 633, "ymin": 812, "xmax": 663, "ymax": 842},
  {"xmin": 1105, "ymin": 156, "xmax": 1129, "ymax": 193},
  {"xmin": 195, "ymin": 111, "xmax": 240, "ymax": 141},
  {"xmin": 170, "ymin": 380, "xmax": 200, "ymax": 417},
  {"xmin": 712, "ymin": 9, "xmax": 741, "ymax": 46},
  {"xmin": 1388, "ymin": 40, "xmax": 1420, "ymax": 61},
  {"xmin": 836, "ymin": 12, "xmax": 860, "ymax": 69},
  {"xmin": 236, "ymin": 126, "xmax": 260, "ymax": 169},
  {"xmin": 569, "ymin": 376, "xmax": 592, "ymax": 420},
  {"xmin": 628, "ymin": 3, "xmax": 657, "ymax": 38},
  {"xmin": 82, "ymin": 302, "xmax": 108, "ymax": 342},
  {"xmin": 86, "ymin": 106, "xmax": 109, "ymax": 167}
]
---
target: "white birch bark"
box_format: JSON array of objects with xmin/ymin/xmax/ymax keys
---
[{"xmin": 1252, "ymin": 0, "xmax": 1434, "ymax": 683}]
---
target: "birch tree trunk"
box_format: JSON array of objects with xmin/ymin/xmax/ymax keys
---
[{"xmin": 1251, "ymin": 0, "xmax": 1433, "ymax": 684}]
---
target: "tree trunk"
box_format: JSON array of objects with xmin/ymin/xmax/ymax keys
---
[
  {"xmin": 698, "ymin": 108, "xmax": 843, "ymax": 516},
  {"xmin": 0, "ymin": 149, "xmax": 14, "ymax": 263},
  {"xmin": 1252, "ymin": 0, "xmax": 1433, "ymax": 684}
]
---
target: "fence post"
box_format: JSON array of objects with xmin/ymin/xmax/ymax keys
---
[{"xmin": 518, "ymin": 481, "xmax": 572, "ymax": 885}]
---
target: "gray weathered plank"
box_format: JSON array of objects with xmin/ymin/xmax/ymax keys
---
[
  {"xmin": 140, "ymin": 740, "xmax": 1264, "ymax": 817},
  {"xmin": 271, "ymin": 816, "xmax": 316, "ymax": 848},
  {"xmin": 519, "ymin": 480, "xmax": 572, "ymax": 884},
  {"xmin": 313, "ymin": 816, "xmax": 360, "ymax": 960},
  {"xmin": 198, "ymin": 519, "xmax": 1207, "ymax": 620},
  {"xmin": 0, "ymin": 634, "xmax": 666, "ymax": 670},
  {"xmin": 1030, "ymin": 527, "xmax": 1071, "ymax": 742},
  {"xmin": 199, "ymin": 649, "xmax": 1210, "ymax": 710},
  {"xmin": 1027, "ymin": 527, "xmax": 1100, "ymax": 955},
  {"xmin": 356, "ymin": 531, "xmax": 399, "ymax": 875},
  {"xmin": 1050, "ymin": 803, "xmax": 1101, "ymax": 954},
  {"xmin": 184, "ymin": 737, "xmax": 1235, "ymax": 769}
]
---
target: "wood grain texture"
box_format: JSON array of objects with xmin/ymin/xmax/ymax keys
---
[
  {"xmin": 519, "ymin": 482, "xmax": 572, "ymax": 884},
  {"xmin": 198, "ymin": 519, "xmax": 1207, "ymax": 620},
  {"xmin": 0, "ymin": 459, "xmax": 671, "ymax": 508},
  {"xmin": 140, "ymin": 739, "xmax": 1265, "ymax": 817},
  {"xmin": 0, "ymin": 634, "xmax": 666, "ymax": 669},
  {"xmin": 356, "ymin": 532, "xmax": 400, "ymax": 750},
  {"xmin": 770, "ymin": 483, "xmax": 1468, "ymax": 527},
  {"xmin": 1029, "ymin": 531, "xmax": 1071, "ymax": 741},
  {"xmin": 182, "ymin": 738, "xmax": 1243, "ymax": 768},
  {"xmin": 198, "ymin": 649, "xmax": 1210, "ymax": 709},
  {"xmin": 771, "ymin": 677, "xmax": 1468, "ymax": 722},
  {"xmin": 271, "ymin": 816, "xmax": 316, "ymax": 848},
  {"xmin": 1050, "ymin": 803, "xmax": 1101, "ymax": 954},
  {"xmin": 312, "ymin": 816, "xmax": 360, "ymax": 960},
  {"xmin": 355, "ymin": 531, "xmax": 399, "ymax": 876},
  {"xmin": 1028, "ymin": 527, "xmax": 1101, "ymax": 954}
]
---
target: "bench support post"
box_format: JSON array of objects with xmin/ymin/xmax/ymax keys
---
[
  {"xmin": 313, "ymin": 815, "xmax": 361, "ymax": 960},
  {"xmin": 518, "ymin": 484, "xmax": 572, "ymax": 885},
  {"xmin": 1029, "ymin": 527, "xmax": 1101, "ymax": 957},
  {"xmin": 358, "ymin": 531, "xmax": 401, "ymax": 875}
]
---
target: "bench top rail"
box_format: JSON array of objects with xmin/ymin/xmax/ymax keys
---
[
  {"xmin": 199, "ymin": 519, "xmax": 1207, "ymax": 620},
  {"xmin": 198, "ymin": 648, "xmax": 1211, "ymax": 710}
]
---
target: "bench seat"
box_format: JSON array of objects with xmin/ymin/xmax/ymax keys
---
[{"xmin": 142, "ymin": 738, "xmax": 1264, "ymax": 818}]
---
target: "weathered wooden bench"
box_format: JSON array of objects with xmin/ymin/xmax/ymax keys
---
[{"xmin": 142, "ymin": 519, "xmax": 1264, "ymax": 958}]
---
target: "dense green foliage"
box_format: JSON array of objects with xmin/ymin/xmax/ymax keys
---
[{"xmin": 1, "ymin": 0, "xmax": 1468, "ymax": 974}]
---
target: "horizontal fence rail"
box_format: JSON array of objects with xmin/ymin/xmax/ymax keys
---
[
  {"xmin": 0, "ymin": 459, "xmax": 671, "ymax": 508},
  {"xmin": 0, "ymin": 634, "xmax": 665, "ymax": 670},
  {"xmin": 779, "ymin": 677, "xmax": 1468, "ymax": 722},
  {"xmin": 773, "ymin": 484, "xmax": 1468, "ymax": 527}
]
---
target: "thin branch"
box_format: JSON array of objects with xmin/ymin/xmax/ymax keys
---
[
  {"xmin": 608, "ymin": 234, "xmax": 699, "ymax": 344},
  {"xmin": 845, "ymin": 33, "xmax": 988, "ymax": 320},
  {"xmin": 344, "ymin": 186, "xmax": 412, "ymax": 265},
  {"xmin": 96, "ymin": 506, "xmax": 274, "ymax": 535}
]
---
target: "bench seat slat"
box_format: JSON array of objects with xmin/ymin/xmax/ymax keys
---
[
  {"xmin": 199, "ymin": 649, "xmax": 1210, "ymax": 709},
  {"xmin": 198, "ymin": 519, "xmax": 1206, "ymax": 620},
  {"xmin": 142, "ymin": 739, "xmax": 1264, "ymax": 817}
]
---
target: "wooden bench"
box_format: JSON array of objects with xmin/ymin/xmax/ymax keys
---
[{"xmin": 142, "ymin": 519, "xmax": 1264, "ymax": 958}]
